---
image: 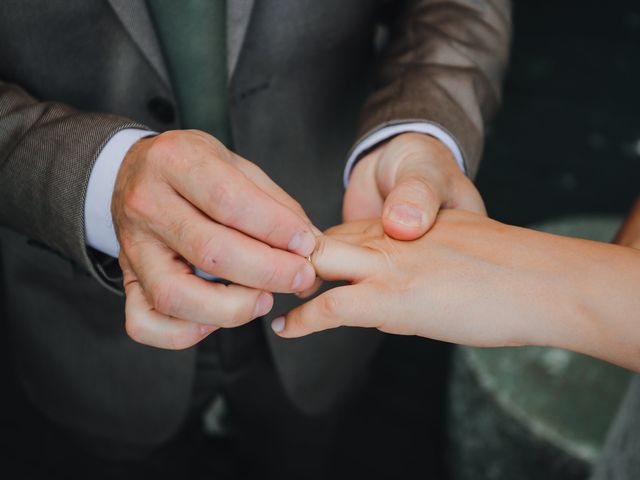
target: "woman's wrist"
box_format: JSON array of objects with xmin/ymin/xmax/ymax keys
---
[
  {"xmin": 540, "ymin": 239, "xmax": 640, "ymax": 370},
  {"xmin": 496, "ymin": 229, "xmax": 609, "ymax": 354}
]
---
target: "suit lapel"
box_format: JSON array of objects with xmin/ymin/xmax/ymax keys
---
[
  {"xmin": 227, "ymin": 0, "xmax": 255, "ymax": 80},
  {"xmin": 107, "ymin": 0, "xmax": 254, "ymax": 86},
  {"xmin": 107, "ymin": 0, "xmax": 171, "ymax": 87}
]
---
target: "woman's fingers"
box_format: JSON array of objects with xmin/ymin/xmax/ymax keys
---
[
  {"xmin": 310, "ymin": 234, "xmax": 380, "ymax": 282},
  {"xmin": 271, "ymin": 284, "xmax": 382, "ymax": 338}
]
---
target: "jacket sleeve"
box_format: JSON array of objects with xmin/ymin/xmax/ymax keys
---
[
  {"xmin": 0, "ymin": 80, "xmax": 148, "ymax": 284},
  {"xmin": 358, "ymin": 0, "xmax": 512, "ymax": 178}
]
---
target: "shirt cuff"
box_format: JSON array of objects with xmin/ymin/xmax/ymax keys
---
[
  {"xmin": 343, "ymin": 122, "xmax": 466, "ymax": 187},
  {"xmin": 84, "ymin": 128, "xmax": 156, "ymax": 258}
]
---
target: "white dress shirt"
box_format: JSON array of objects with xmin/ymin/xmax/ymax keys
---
[{"xmin": 84, "ymin": 124, "xmax": 465, "ymax": 260}]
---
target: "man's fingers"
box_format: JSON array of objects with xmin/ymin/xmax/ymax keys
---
[
  {"xmin": 158, "ymin": 135, "xmax": 316, "ymax": 256},
  {"xmin": 374, "ymin": 134, "xmax": 485, "ymax": 241},
  {"xmin": 270, "ymin": 284, "xmax": 380, "ymax": 338},
  {"xmin": 447, "ymin": 176, "xmax": 487, "ymax": 216},
  {"xmin": 146, "ymin": 196, "xmax": 315, "ymax": 293},
  {"xmin": 123, "ymin": 276, "xmax": 218, "ymax": 350},
  {"xmin": 124, "ymin": 241, "xmax": 274, "ymax": 329},
  {"xmin": 342, "ymin": 151, "xmax": 383, "ymax": 223},
  {"xmin": 230, "ymin": 153, "xmax": 321, "ymax": 233},
  {"xmin": 311, "ymin": 235, "xmax": 379, "ymax": 282},
  {"xmin": 382, "ymin": 176, "xmax": 440, "ymax": 241},
  {"xmin": 382, "ymin": 168, "xmax": 485, "ymax": 240},
  {"xmin": 295, "ymin": 276, "xmax": 323, "ymax": 299}
]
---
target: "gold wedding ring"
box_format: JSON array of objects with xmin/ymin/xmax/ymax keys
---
[{"xmin": 306, "ymin": 247, "xmax": 316, "ymax": 264}]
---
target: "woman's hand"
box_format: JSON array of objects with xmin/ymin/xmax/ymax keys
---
[{"xmin": 271, "ymin": 210, "xmax": 640, "ymax": 371}]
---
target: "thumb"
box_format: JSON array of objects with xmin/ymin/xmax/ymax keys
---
[{"xmin": 382, "ymin": 176, "xmax": 441, "ymax": 241}]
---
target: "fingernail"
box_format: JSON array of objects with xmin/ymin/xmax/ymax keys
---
[
  {"xmin": 200, "ymin": 324, "xmax": 216, "ymax": 337},
  {"xmin": 291, "ymin": 263, "xmax": 315, "ymax": 291},
  {"xmin": 253, "ymin": 292, "xmax": 273, "ymax": 318},
  {"xmin": 288, "ymin": 230, "xmax": 316, "ymax": 257},
  {"xmin": 387, "ymin": 204, "xmax": 424, "ymax": 227},
  {"xmin": 271, "ymin": 316, "xmax": 285, "ymax": 333}
]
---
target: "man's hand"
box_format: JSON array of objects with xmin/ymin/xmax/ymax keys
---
[
  {"xmin": 344, "ymin": 133, "xmax": 485, "ymax": 240},
  {"xmin": 112, "ymin": 130, "xmax": 318, "ymax": 350}
]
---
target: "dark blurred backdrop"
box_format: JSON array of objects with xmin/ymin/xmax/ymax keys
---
[
  {"xmin": 478, "ymin": 0, "xmax": 640, "ymax": 224},
  {"xmin": 2, "ymin": 1, "xmax": 639, "ymax": 479}
]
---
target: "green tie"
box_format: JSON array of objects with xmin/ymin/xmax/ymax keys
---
[{"xmin": 147, "ymin": 0, "xmax": 231, "ymax": 146}]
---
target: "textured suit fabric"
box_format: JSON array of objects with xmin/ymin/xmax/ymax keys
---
[
  {"xmin": 356, "ymin": 0, "xmax": 510, "ymax": 177},
  {"xmin": 0, "ymin": 0, "xmax": 511, "ymax": 448}
]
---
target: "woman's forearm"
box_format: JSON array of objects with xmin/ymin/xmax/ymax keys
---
[{"xmin": 525, "ymin": 234, "xmax": 640, "ymax": 370}]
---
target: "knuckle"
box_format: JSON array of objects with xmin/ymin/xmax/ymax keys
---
[
  {"xmin": 121, "ymin": 186, "xmax": 153, "ymax": 220},
  {"xmin": 209, "ymin": 181, "xmax": 238, "ymax": 218},
  {"xmin": 124, "ymin": 314, "xmax": 145, "ymax": 344},
  {"xmin": 166, "ymin": 216, "xmax": 190, "ymax": 245},
  {"xmin": 319, "ymin": 291, "xmax": 341, "ymax": 319},
  {"xmin": 147, "ymin": 131, "xmax": 196, "ymax": 173},
  {"xmin": 148, "ymin": 131, "xmax": 181, "ymax": 161},
  {"xmin": 150, "ymin": 281, "xmax": 181, "ymax": 316},
  {"xmin": 312, "ymin": 236, "xmax": 331, "ymax": 265},
  {"xmin": 398, "ymin": 179, "xmax": 440, "ymax": 215},
  {"xmin": 290, "ymin": 309, "xmax": 313, "ymax": 334},
  {"xmin": 257, "ymin": 261, "xmax": 281, "ymax": 290},
  {"xmin": 167, "ymin": 327, "xmax": 197, "ymax": 350},
  {"xmin": 117, "ymin": 232, "xmax": 137, "ymax": 255},
  {"xmin": 287, "ymin": 199, "xmax": 306, "ymax": 218},
  {"xmin": 192, "ymin": 235, "xmax": 221, "ymax": 271},
  {"xmin": 261, "ymin": 221, "xmax": 285, "ymax": 246},
  {"xmin": 362, "ymin": 221, "xmax": 384, "ymax": 238},
  {"xmin": 233, "ymin": 155, "xmax": 257, "ymax": 171},
  {"xmin": 217, "ymin": 300, "xmax": 251, "ymax": 328},
  {"xmin": 403, "ymin": 178, "xmax": 434, "ymax": 199}
]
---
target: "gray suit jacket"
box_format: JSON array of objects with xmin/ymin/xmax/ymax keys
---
[{"xmin": 0, "ymin": 0, "xmax": 511, "ymax": 446}]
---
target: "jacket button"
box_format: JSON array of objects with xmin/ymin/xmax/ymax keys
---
[{"xmin": 147, "ymin": 97, "xmax": 175, "ymax": 124}]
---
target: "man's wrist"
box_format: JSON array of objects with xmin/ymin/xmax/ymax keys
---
[
  {"xmin": 84, "ymin": 128, "xmax": 157, "ymax": 258},
  {"xmin": 344, "ymin": 122, "xmax": 466, "ymax": 187}
]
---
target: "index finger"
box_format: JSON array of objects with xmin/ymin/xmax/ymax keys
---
[
  {"xmin": 271, "ymin": 284, "xmax": 382, "ymax": 338},
  {"xmin": 230, "ymin": 153, "xmax": 321, "ymax": 234},
  {"xmin": 158, "ymin": 135, "xmax": 317, "ymax": 256}
]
